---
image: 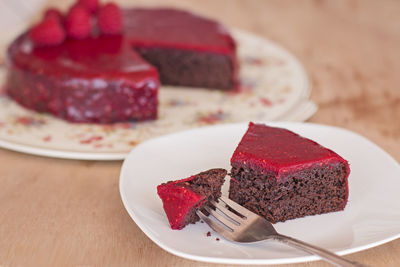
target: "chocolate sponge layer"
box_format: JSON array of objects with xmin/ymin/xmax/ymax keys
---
[
  {"xmin": 135, "ymin": 47, "xmax": 236, "ymax": 90},
  {"xmin": 179, "ymin": 168, "xmax": 226, "ymax": 226},
  {"xmin": 228, "ymin": 163, "xmax": 348, "ymax": 223}
]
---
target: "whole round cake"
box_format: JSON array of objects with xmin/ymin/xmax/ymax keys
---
[{"xmin": 6, "ymin": 5, "xmax": 238, "ymax": 123}]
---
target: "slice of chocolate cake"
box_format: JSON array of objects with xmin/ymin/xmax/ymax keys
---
[
  {"xmin": 229, "ymin": 123, "xmax": 350, "ymax": 223},
  {"xmin": 157, "ymin": 168, "xmax": 226, "ymax": 230}
]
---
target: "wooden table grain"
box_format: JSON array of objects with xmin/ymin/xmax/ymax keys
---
[{"xmin": 1, "ymin": 0, "xmax": 399, "ymax": 266}]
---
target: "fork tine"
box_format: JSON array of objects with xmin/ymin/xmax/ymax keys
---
[
  {"xmin": 210, "ymin": 200, "xmax": 244, "ymax": 223},
  {"xmin": 196, "ymin": 210, "xmax": 235, "ymax": 241},
  {"xmin": 203, "ymin": 205, "xmax": 239, "ymax": 230},
  {"xmin": 219, "ymin": 196, "xmax": 253, "ymax": 218}
]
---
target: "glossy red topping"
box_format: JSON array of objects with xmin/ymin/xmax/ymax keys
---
[
  {"xmin": 123, "ymin": 8, "xmax": 236, "ymax": 54},
  {"xmin": 231, "ymin": 123, "xmax": 349, "ymax": 177},
  {"xmin": 18, "ymin": 8, "xmax": 234, "ymax": 78},
  {"xmin": 11, "ymin": 34, "xmax": 155, "ymax": 78},
  {"xmin": 157, "ymin": 176, "xmax": 205, "ymax": 230}
]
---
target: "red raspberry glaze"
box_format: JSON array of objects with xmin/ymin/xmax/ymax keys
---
[
  {"xmin": 157, "ymin": 176, "xmax": 205, "ymax": 230},
  {"xmin": 231, "ymin": 123, "xmax": 350, "ymax": 178}
]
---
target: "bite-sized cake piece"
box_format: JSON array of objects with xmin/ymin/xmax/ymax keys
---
[
  {"xmin": 229, "ymin": 123, "xmax": 350, "ymax": 223},
  {"xmin": 7, "ymin": 35, "xmax": 159, "ymax": 123},
  {"xmin": 157, "ymin": 168, "xmax": 226, "ymax": 230},
  {"xmin": 124, "ymin": 8, "xmax": 238, "ymax": 90}
]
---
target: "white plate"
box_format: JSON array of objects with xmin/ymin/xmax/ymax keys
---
[
  {"xmin": 0, "ymin": 30, "xmax": 315, "ymax": 160},
  {"xmin": 119, "ymin": 122, "xmax": 400, "ymax": 265}
]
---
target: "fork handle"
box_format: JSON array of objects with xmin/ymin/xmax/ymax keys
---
[{"xmin": 273, "ymin": 234, "xmax": 368, "ymax": 267}]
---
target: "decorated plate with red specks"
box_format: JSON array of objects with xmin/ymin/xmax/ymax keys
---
[{"xmin": 0, "ymin": 30, "xmax": 316, "ymax": 160}]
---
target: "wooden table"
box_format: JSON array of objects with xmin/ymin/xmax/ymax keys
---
[{"xmin": 1, "ymin": 0, "xmax": 399, "ymax": 266}]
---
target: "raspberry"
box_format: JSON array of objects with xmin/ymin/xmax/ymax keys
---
[
  {"xmin": 65, "ymin": 5, "xmax": 92, "ymax": 39},
  {"xmin": 78, "ymin": 0, "xmax": 99, "ymax": 13},
  {"xmin": 44, "ymin": 8, "xmax": 63, "ymax": 22},
  {"xmin": 29, "ymin": 18, "xmax": 66, "ymax": 46},
  {"xmin": 97, "ymin": 3, "xmax": 123, "ymax": 35}
]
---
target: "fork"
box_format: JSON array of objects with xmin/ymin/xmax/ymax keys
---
[{"xmin": 196, "ymin": 196, "xmax": 367, "ymax": 267}]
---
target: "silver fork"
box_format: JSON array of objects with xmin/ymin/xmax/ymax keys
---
[{"xmin": 196, "ymin": 196, "xmax": 367, "ymax": 267}]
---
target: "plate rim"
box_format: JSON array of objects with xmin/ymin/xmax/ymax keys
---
[
  {"xmin": 119, "ymin": 121, "xmax": 400, "ymax": 265},
  {"xmin": 0, "ymin": 138, "xmax": 127, "ymax": 160}
]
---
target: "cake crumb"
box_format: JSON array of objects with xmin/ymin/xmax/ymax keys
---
[{"xmin": 206, "ymin": 231, "xmax": 211, "ymax": 237}]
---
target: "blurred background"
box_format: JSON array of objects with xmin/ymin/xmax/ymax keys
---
[{"xmin": 1, "ymin": 0, "xmax": 399, "ymax": 159}]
